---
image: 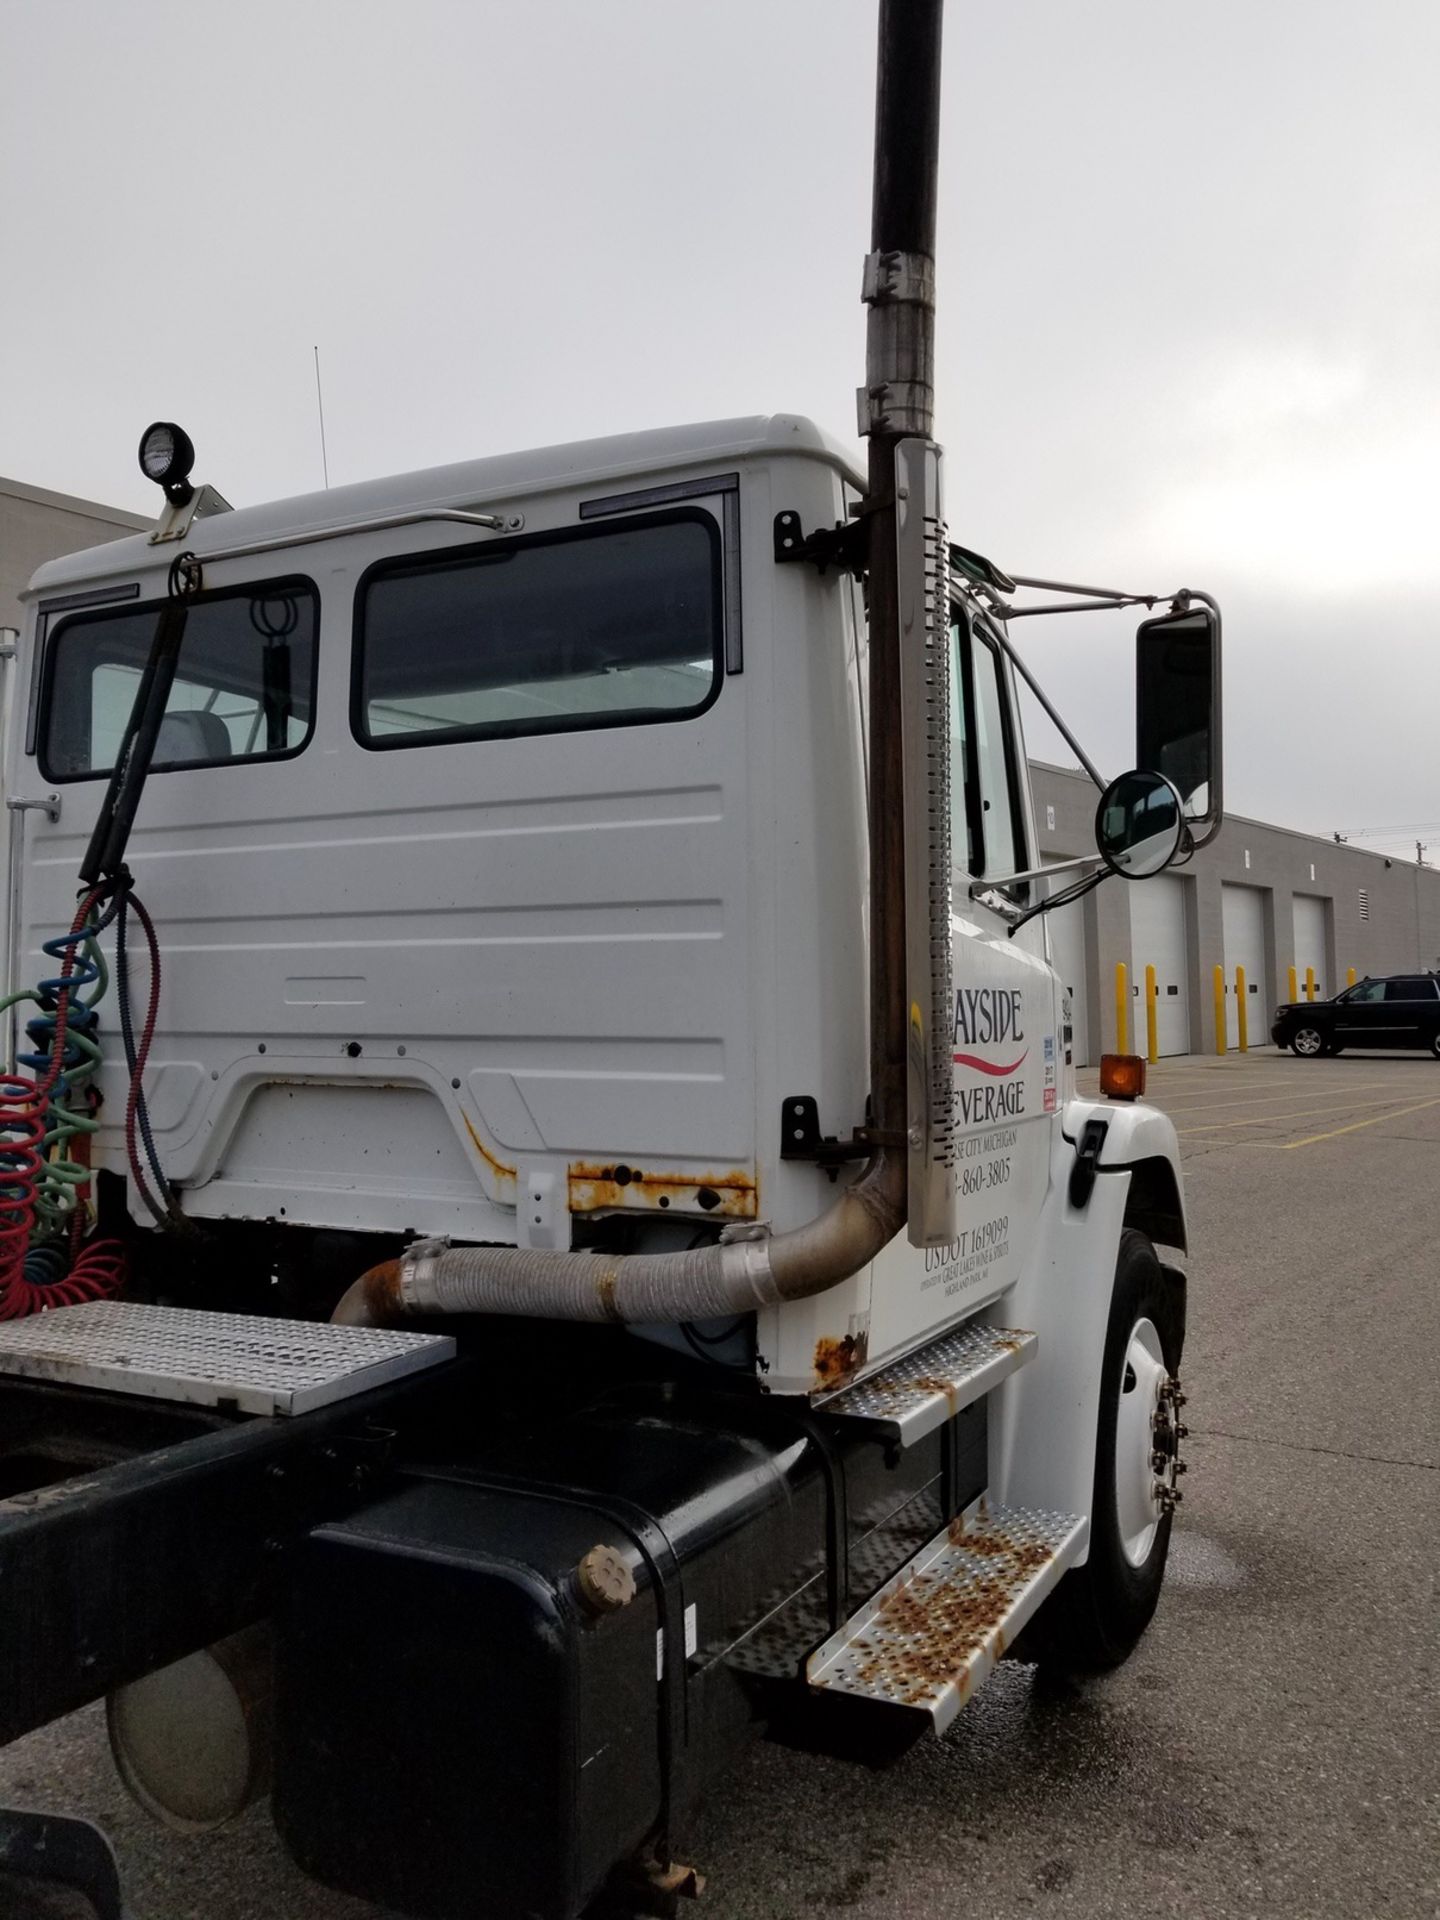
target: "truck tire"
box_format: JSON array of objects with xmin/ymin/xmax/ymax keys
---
[{"xmin": 1016, "ymin": 1228, "xmax": 1183, "ymax": 1674}]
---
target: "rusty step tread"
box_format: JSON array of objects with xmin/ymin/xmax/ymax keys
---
[
  {"xmin": 805, "ymin": 1501, "xmax": 1087, "ymax": 1734},
  {"xmin": 816, "ymin": 1321, "xmax": 1037, "ymax": 1445}
]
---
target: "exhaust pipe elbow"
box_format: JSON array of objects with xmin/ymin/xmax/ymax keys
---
[
  {"xmin": 331, "ymin": 1153, "xmax": 904, "ymax": 1330},
  {"xmin": 331, "ymin": 1257, "xmax": 405, "ymax": 1328}
]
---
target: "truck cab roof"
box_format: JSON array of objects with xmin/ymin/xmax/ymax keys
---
[{"xmin": 24, "ymin": 414, "xmax": 865, "ymax": 602}]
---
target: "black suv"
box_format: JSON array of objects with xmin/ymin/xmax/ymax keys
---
[{"xmin": 1272, "ymin": 974, "xmax": 1440, "ymax": 1057}]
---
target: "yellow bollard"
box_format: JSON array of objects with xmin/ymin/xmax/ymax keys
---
[
  {"xmin": 1288, "ymin": 965, "xmax": 1298, "ymax": 1004},
  {"xmin": 1213, "ymin": 965, "xmax": 1226, "ymax": 1054},
  {"xmin": 1305, "ymin": 966, "xmax": 1316, "ymax": 1002},
  {"xmin": 1347, "ymin": 966, "xmax": 1356, "ymax": 988},
  {"xmin": 1115, "ymin": 962, "xmax": 1129, "ymax": 1055},
  {"xmin": 1145, "ymin": 964, "xmax": 1158, "ymax": 1064},
  {"xmin": 1235, "ymin": 965, "xmax": 1248, "ymax": 1051}
]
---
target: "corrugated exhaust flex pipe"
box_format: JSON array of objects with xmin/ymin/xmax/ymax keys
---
[{"xmin": 332, "ymin": 1154, "xmax": 904, "ymax": 1327}]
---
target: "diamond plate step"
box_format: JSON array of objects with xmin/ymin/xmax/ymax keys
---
[
  {"xmin": 806, "ymin": 1502, "xmax": 1087, "ymax": 1733},
  {"xmin": 816, "ymin": 1322, "xmax": 1036, "ymax": 1445},
  {"xmin": 0, "ymin": 1301, "xmax": 455, "ymax": 1417}
]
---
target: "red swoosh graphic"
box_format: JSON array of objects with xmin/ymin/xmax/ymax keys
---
[{"xmin": 953, "ymin": 1050, "xmax": 1028, "ymax": 1077}]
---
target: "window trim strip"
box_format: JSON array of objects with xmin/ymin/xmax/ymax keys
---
[
  {"xmin": 28, "ymin": 586, "xmax": 144, "ymax": 754},
  {"xmin": 580, "ymin": 473, "xmax": 742, "ymax": 674}
]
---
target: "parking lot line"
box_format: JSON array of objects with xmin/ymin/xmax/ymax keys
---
[
  {"xmin": 1173, "ymin": 1090, "xmax": 1427, "ymax": 1136},
  {"xmin": 1150, "ymin": 1080, "xmax": 1326, "ymax": 1104},
  {"xmin": 1277, "ymin": 1094, "xmax": 1440, "ymax": 1149},
  {"xmin": 1157, "ymin": 1077, "xmax": 1396, "ymax": 1118}
]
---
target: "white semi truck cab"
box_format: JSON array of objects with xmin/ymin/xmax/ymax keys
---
[{"xmin": 0, "ymin": 9, "xmax": 1219, "ymax": 1917}]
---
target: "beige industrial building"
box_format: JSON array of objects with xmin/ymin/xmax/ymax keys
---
[
  {"xmin": 4, "ymin": 477, "xmax": 1435, "ymax": 1066},
  {"xmin": 2, "ymin": 477, "xmax": 152, "ymax": 888},
  {"xmin": 1034, "ymin": 762, "xmax": 1440, "ymax": 1064},
  {"xmin": 1, "ymin": 476, "xmax": 149, "ymax": 632}
]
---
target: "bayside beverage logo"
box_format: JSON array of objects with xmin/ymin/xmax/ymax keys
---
[{"xmin": 952, "ymin": 987, "xmax": 1027, "ymax": 1122}]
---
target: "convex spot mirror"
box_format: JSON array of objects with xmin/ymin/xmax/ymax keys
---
[
  {"xmin": 1095, "ymin": 770, "xmax": 1185, "ymax": 879},
  {"xmin": 1136, "ymin": 599, "xmax": 1221, "ymax": 845}
]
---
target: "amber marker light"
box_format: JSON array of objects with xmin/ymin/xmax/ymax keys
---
[{"xmin": 1100, "ymin": 1053, "xmax": 1146, "ymax": 1101}]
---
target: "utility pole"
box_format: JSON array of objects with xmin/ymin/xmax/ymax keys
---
[{"xmin": 862, "ymin": 0, "xmax": 945, "ymax": 1166}]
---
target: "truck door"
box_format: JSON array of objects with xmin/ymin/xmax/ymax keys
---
[
  {"xmin": 950, "ymin": 608, "xmax": 1056, "ymax": 1267},
  {"xmin": 872, "ymin": 607, "xmax": 1056, "ymax": 1341}
]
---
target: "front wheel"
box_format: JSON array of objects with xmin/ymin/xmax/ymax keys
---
[
  {"xmin": 1429, "ymin": 1031, "xmax": 1440, "ymax": 1060},
  {"xmin": 1017, "ymin": 1229, "xmax": 1185, "ymax": 1673},
  {"xmin": 1290, "ymin": 1024, "xmax": 1326, "ymax": 1057}
]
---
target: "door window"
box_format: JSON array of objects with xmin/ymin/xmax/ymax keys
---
[
  {"xmin": 951, "ymin": 614, "xmax": 1028, "ymax": 889},
  {"xmin": 1385, "ymin": 978, "xmax": 1438, "ymax": 1000}
]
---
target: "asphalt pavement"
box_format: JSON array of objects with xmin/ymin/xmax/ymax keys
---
[{"xmin": 2, "ymin": 1050, "xmax": 1437, "ymax": 1919}]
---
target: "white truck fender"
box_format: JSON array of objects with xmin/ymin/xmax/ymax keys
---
[
  {"xmin": 1063, "ymin": 1094, "xmax": 1188, "ymax": 1254},
  {"xmin": 988, "ymin": 1096, "xmax": 1186, "ymax": 1552}
]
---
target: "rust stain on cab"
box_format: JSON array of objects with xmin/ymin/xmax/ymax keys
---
[
  {"xmin": 566, "ymin": 1161, "xmax": 758, "ymax": 1220},
  {"xmin": 461, "ymin": 1113, "xmax": 517, "ymax": 1195},
  {"xmin": 813, "ymin": 1327, "xmax": 870, "ymax": 1393}
]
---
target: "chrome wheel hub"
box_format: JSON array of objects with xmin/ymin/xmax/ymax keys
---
[{"xmin": 1115, "ymin": 1317, "xmax": 1187, "ymax": 1567}]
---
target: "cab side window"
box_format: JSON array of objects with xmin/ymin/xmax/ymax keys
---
[
  {"xmin": 41, "ymin": 581, "xmax": 318, "ymax": 781},
  {"xmin": 951, "ymin": 613, "xmax": 1028, "ymax": 890}
]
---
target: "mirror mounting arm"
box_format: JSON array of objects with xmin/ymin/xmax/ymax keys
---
[
  {"xmin": 969, "ymin": 853, "xmax": 1110, "ymax": 939},
  {"xmin": 972, "ymin": 851, "xmax": 1102, "ymax": 894},
  {"xmin": 986, "ymin": 620, "xmax": 1107, "ymax": 791},
  {"xmin": 975, "ymin": 865, "xmax": 1109, "ymax": 940},
  {"xmin": 999, "ymin": 594, "xmax": 1158, "ymax": 621}
]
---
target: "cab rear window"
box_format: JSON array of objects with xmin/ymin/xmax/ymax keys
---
[
  {"xmin": 353, "ymin": 511, "xmax": 722, "ymax": 748},
  {"xmin": 40, "ymin": 579, "xmax": 318, "ymax": 781}
]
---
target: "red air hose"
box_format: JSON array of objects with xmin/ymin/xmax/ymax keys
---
[{"xmin": 0, "ymin": 1237, "xmax": 129, "ymax": 1320}]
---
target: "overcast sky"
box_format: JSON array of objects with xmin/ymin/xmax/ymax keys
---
[{"xmin": 3, "ymin": 0, "xmax": 1437, "ymax": 853}]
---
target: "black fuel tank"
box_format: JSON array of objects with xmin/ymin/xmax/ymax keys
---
[{"xmin": 272, "ymin": 1371, "xmax": 982, "ymax": 1920}]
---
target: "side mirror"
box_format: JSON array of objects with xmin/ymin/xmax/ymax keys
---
[
  {"xmin": 1095, "ymin": 770, "xmax": 1185, "ymax": 879},
  {"xmin": 1136, "ymin": 596, "xmax": 1221, "ymax": 848}
]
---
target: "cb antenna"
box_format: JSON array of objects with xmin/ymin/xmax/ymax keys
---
[{"xmin": 313, "ymin": 345, "xmax": 331, "ymax": 490}]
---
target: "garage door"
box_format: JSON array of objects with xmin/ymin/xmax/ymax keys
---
[
  {"xmin": 1131, "ymin": 874, "xmax": 1190, "ymax": 1056},
  {"xmin": 1292, "ymin": 895, "xmax": 1328, "ymax": 1000},
  {"xmin": 1222, "ymin": 883, "xmax": 1267, "ymax": 1047},
  {"xmin": 1044, "ymin": 859, "xmax": 1090, "ymax": 1067}
]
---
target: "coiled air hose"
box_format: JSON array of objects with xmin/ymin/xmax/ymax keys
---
[
  {"xmin": 0, "ymin": 887, "xmax": 129, "ymax": 1317},
  {"xmin": 0, "ymin": 553, "xmax": 200, "ymax": 1315}
]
